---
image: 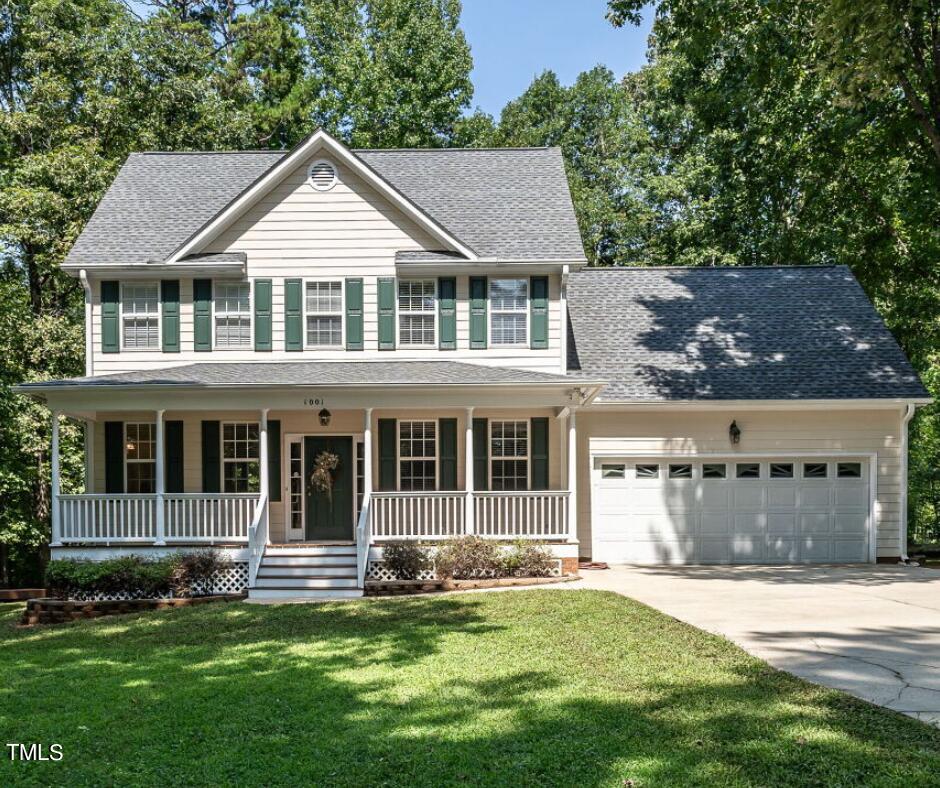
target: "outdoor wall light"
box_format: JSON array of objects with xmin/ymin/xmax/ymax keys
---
[
  {"xmin": 318, "ymin": 408, "xmax": 332, "ymax": 427},
  {"xmin": 729, "ymin": 420, "xmax": 741, "ymax": 445}
]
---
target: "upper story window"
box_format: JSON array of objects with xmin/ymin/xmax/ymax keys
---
[
  {"xmin": 122, "ymin": 283, "xmax": 159, "ymax": 349},
  {"xmin": 490, "ymin": 419, "xmax": 529, "ymax": 490},
  {"xmin": 125, "ymin": 422, "xmax": 156, "ymax": 493},
  {"xmin": 306, "ymin": 281, "xmax": 343, "ymax": 347},
  {"xmin": 490, "ymin": 279, "xmax": 528, "ymax": 346},
  {"xmin": 222, "ymin": 422, "xmax": 260, "ymax": 493},
  {"xmin": 398, "ymin": 279, "xmax": 436, "ymax": 347},
  {"xmin": 215, "ymin": 282, "xmax": 251, "ymax": 348}
]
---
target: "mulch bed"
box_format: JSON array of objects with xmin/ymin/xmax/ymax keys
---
[
  {"xmin": 20, "ymin": 593, "xmax": 245, "ymax": 626},
  {"xmin": 365, "ymin": 575, "xmax": 578, "ymax": 597},
  {"xmin": 0, "ymin": 588, "xmax": 45, "ymax": 602}
]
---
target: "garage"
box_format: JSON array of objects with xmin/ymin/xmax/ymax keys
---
[{"xmin": 590, "ymin": 457, "xmax": 872, "ymax": 564}]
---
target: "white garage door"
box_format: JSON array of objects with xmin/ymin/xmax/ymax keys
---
[{"xmin": 591, "ymin": 458, "xmax": 871, "ymax": 564}]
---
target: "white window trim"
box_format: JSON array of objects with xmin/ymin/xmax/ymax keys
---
[
  {"xmin": 397, "ymin": 419, "xmax": 438, "ymax": 491},
  {"xmin": 120, "ymin": 281, "xmax": 161, "ymax": 351},
  {"xmin": 220, "ymin": 421, "xmax": 261, "ymax": 494},
  {"xmin": 488, "ymin": 418, "xmax": 531, "ymax": 491},
  {"xmin": 213, "ymin": 281, "xmax": 253, "ymax": 350},
  {"xmin": 489, "ymin": 278, "xmax": 529, "ymax": 348},
  {"xmin": 397, "ymin": 279, "xmax": 438, "ymax": 349},
  {"xmin": 303, "ymin": 279, "xmax": 345, "ymax": 349},
  {"xmin": 124, "ymin": 422, "xmax": 156, "ymax": 493}
]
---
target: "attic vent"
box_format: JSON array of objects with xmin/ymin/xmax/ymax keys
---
[{"xmin": 308, "ymin": 159, "xmax": 337, "ymax": 191}]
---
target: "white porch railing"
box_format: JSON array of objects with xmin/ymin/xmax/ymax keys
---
[
  {"xmin": 57, "ymin": 494, "xmax": 258, "ymax": 545},
  {"xmin": 164, "ymin": 494, "xmax": 257, "ymax": 542},
  {"xmin": 355, "ymin": 491, "xmax": 372, "ymax": 587},
  {"xmin": 370, "ymin": 492, "xmax": 468, "ymax": 539},
  {"xmin": 369, "ymin": 491, "xmax": 570, "ymax": 541},
  {"xmin": 60, "ymin": 495, "xmax": 158, "ymax": 543},
  {"xmin": 475, "ymin": 491, "xmax": 570, "ymax": 539},
  {"xmin": 247, "ymin": 492, "xmax": 269, "ymax": 587}
]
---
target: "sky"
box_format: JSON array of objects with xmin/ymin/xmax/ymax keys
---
[{"xmin": 460, "ymin": 1, "xmax": 655, "ymax": 118}]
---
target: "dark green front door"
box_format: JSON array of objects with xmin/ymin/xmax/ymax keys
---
[{"xmin": 303, "ymin": 436, "xmax": 354, "ymax": 541}]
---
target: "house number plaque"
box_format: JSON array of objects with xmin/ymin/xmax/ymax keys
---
[{"xmin": 303, "ymin": 397, "xmax": 326, "ymax": 407}]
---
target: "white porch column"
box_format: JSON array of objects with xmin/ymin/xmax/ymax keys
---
[
  {"xmin": 154, "ymin": 409, "xmax": 166, "ymax": 545},
  {"xmin": 567, "ymin": 408, "xmax": 578, "ymax": 544},
  {"xmin": 465, "ymin": 407, "xmax": 475, "ymax": 534},
  {"xmin": 50, "ymin": 410, "xmax": 62, "ymax": 547},
  {"xmin": 259, "ymin": 407, "xmax": 270, "ymax": 507},
  {"xmin": 84, "ymin": 419, "xmax": 95, "ymax": 493},
  {"xmin": 363, "ymin": 408, "xmax": 374, "ymax": 498}
]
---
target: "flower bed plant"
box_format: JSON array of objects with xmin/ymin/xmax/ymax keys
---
[
  {"xmin": 380, "ymin": 538, "xmax": 558, "ymax": 582},
  {"xmin": 44, "ymin": 550, "xmax": 232, "ymax": 601}
]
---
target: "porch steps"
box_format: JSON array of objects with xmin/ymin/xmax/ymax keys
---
[{"xmin": 248, "ymin": 545, "xmax": 364, "ymax": 601}]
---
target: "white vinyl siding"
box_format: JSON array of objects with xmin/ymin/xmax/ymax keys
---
[
  {"xmin": 121, "ymin": 283, "xmax": 159, "ymax": 349},
  {"xmin": 305, "ymin": 280, "xmax": 343, "ymax": 347},
  {"xmin": 490, "ymin": 279, "xmax": 528, "ymax": 346},
  {"xmin": 398, "ymin": 280, "xmax": 436, "ymax": 347},
  {"xmin": 214, "ymin": 283, "xmax": 251, "ymax": 348}
]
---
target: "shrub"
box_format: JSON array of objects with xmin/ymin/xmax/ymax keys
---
[
  {"xmin": 382, "ymin": 541, "xmax": 430, "ymax": 580},
  {"xmin": 434, "ymin": 536, "xmax": 503, "ymax": 579},
  {"xmin": 44, "ymin": 550, "xmax": 231, "ymax": 600},
  {"xmin": 503, "ymin": 541, "xmax": 556, "ymax": 577}
]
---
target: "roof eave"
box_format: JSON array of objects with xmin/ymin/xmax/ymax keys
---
[{"xmin": 585, "ymin": 397, "xmax": 934, "ymax": 410}]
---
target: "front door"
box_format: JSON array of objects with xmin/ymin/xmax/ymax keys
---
[{"xmin": 303, "ymin": 436, "xmax": 354, "ymax": 541}]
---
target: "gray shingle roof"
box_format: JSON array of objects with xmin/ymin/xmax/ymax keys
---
[
  {"xmin": 566, "ymin": 265, "xmax": 929, "ymax": 401},
  {"xmin": 21, "ymin": 361, "xmax": 572, "ymax": 389},
  {"xmin": 65, "ymin": 145, "xmax": 586, "ymax": 266}
]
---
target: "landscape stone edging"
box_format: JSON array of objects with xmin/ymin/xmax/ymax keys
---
[
  {"xmin": 20, "ymin": 594, "xmax": 245, "ymax": 626},
  {"xmin": 365, "ymin": 574, "xmax": 578, "ymax": 596}
]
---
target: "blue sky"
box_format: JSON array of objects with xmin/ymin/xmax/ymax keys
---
[{"xmin": 461, "ymin": 1, "xmax": 654, "ymax": 117}]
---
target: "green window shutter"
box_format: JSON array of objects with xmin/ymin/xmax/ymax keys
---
[
  {"xmin": 439, "ymin": 418, "xmax": 458, "ymax": 490},
  {"xmin": 345, "ymin": 278, "xmax": 364, "ymax": 350},
  {"xmin": 201, "ymin": 420, "xmax": 220, "ymax": 493},
  {"xmin": 530, "ymin": 417, "xmax": 549, "ymax": 490},
  {"xmin": 165, "ymin": 420, "xmax": 184, "ymax": 493},
  {"xmin": 530, "ymin": 276, "xmax": 549, "ymax": 350},
  {"xmin": 472, "ymin": 417, "xmax": 488, "ymax": 491},
  {"xmin": 159, "ymin": 280, "xmax": 179, "ymax": 353},
  {"xmin": 193, "ymin": 279, "xmax": 212, "ymax": 352},
  {"xmin": 284, "ymin": 278, "xmax": 303, "ymax": 351},
  {"xmin": 469, "ymin": 276, "xmax": 487, "ymax": 349},
  {"xmin": 101, "ymin": 281, "xmax": 120, "ymax": 354},
  {"xmin": 254, "ymin": 278, "xmax": 272, "ymax": 351},
  {"xmin": 378, "ymin": 418, "xmax": 397, "ymax": 490},
  {"xmin": 104, "ymin": 421, "xmax": 124, "ymax": 493},
  {"xmin": 377, "ymin": 277, "xmax": 396, "ymax": 350},
  {"xmin": 438, "ymin": 277, "xmax": 457, "ymax": 350},
  {"xmin": 268, "ymin": 420, "xmax": 281, "ymax": 502}
]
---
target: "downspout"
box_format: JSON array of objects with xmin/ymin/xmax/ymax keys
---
[
  {"xmin": 899, "ymin": 403, "xmax": 916, "ymax": 563},
  {"xmin": 79, "ymin": 269, "xmax": 93, "ymax": 377},
  {"xmin": 559, "ymin": 265, "xmax": 570, "ymax": 376}
]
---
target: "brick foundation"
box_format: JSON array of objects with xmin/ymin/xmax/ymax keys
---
[
  {"xmin": 21, "ymin": 594, "xmax": 244, "ymax": 626},
  {"xmin": 561, "ymin": 557, "xmax": 579, "ymax": 576}
]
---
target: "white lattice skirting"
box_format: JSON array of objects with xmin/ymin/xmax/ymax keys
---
[
  {"xmin": 67, "ymin": 562, "xmax": 250, "ymax": 601},
  {"xmin": 366, "ymin": 560, "xmax": 561, "ymax": 582}
]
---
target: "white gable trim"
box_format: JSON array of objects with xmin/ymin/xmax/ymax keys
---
[{"xmin": 166, "ymin": 128, "xmax": 478, "ymax": 263}]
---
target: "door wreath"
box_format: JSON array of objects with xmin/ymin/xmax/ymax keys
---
[{"xmin": 310, "ymin": 450, "xmax": 340, "ymax": 502}]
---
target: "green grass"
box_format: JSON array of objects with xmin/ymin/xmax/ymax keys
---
[{"xmin": 1, "ymin": 591, "xmax": 938, "ymax": 787}]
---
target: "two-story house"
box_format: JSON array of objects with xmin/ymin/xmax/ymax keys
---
[{"xmin": 17, "ymin": 129, "xmax": 930, "ymax": 598}]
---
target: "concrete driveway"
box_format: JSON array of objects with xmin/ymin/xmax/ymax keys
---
[{"xmin": 577, "ymin": 564, "xmax": 940, "ymax": 726}]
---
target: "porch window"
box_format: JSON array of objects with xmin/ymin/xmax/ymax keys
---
[
  {"xmin": 214, "ymin": 282, "xmax": 251, "ymax": 348},
  {"xmin": 399, "ymin": 420, "xmax": 436, "ymax": 490},
  {"xmin": 490, "ymin": 279, "xmax": 528, "ymax": 346},
  {"xmin": 305, "ymin": 281, "xmax": 343, "ymax": 346},
  {"xmin": 222, "ymin": 422, "xmax": 260, "ymax": 493},
  {"xmin": 125, "ymin": 422, "xmax": 156, "ymax": 493},
  {"xmin": 490, "ymin": 420, "xmax": 528, "ymax": 490},
  {"xmin": 121, "ymin": 283, "xmax": 159, "ymax": 349},
  {"xmin": 398, "ymin": 280, "xmax": 436, "ymax": 346}
]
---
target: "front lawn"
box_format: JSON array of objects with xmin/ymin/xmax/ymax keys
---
[{"xmin": 1, "ymin": 590, "xmax": 938, "ymax": 786}]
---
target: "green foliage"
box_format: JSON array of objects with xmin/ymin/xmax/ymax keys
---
[
  {"xmin": 434, "ymin": 535, "xmax": 503, "ymax": 579},
  {"xmin": 382, "ymin": 541, "xmax": 431, "ymax": 580},
  {"xmin": 501, "ymin": 541, "xmax": 556, "ymax": 578},
  {"xmin": 44, "ymin": 550, "xmax": 231, "ymax": 599}
]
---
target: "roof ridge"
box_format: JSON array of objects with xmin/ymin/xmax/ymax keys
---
[
  {"xmin": 130, "ymin": 150, "xmax": 288, "ymax": 156},
  {"xmin": 575, "ymin": 264, "xmax": 850, "ymax": 272},
  {"xmin": 354, "ymin": 146, "xmax": 554, "ymax": 152}
]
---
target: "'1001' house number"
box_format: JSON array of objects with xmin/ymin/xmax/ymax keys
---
[{"xmin": 303, "ymin": 397, "xmax": 326, "ymax": 407}]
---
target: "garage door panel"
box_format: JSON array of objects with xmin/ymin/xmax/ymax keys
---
[{"xmin": 592, "ymin": 455, "xmax": 870, "ymax": 565}]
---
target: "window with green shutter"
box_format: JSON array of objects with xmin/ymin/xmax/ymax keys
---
[
  {"xmin": 530, "ymin": 276, "xmax": 549, "ymax": 349},
  {"xmin": 284, "ymin": 279, "xmax": 302, "ymax": 351},
  {"xmin": 530, "ymin": 417, "xmax": 549, "ymax": 490},
  {"xmin": 345, "ymin": 278, "xmax": 363, "ymax": 350},
  {"xmin": 472, "ymin": 418, "xmax": 488, "ymax": 490},
  {"xmin": 254, "ymin": 278, "xmax": 272, "ymax": 351},
  {"xmin": 161, "ymin": 281, "xmax": 180, "ymax": 353},
  {"xmin": 193, "ymin": 279, "xmax": 212, "ymax": 352},
  {"xmin": 201, "ymin": 420, "xmax": 221, "ymax": 493},
  {"xmin": 378, "ymin": 418, "xmax": 397, "ymax": 490},
  {"xmin": 104, "ymin": 421, "xmax": 124, "ymax": 493},
  {"xmin": 469, "ymin": 277, "xmax": 487, "ymax": 349},
  {"xmin": 439, "ymin": 418, "xmax": 458, "ymax": 489},
  {"xmin": 438, "ymin": 277, "xmax": 456, "ymax": 350},
  {"xmin": 378, "ymin": 278, "xmax": 396, "ymax": 350},
  {"xmin": 101, "ymin": 281, "xmax": 120, "ymax": 354},
  {"xmin": 165, "ymin": 420, "xmax": 184, "ymax": 493}
]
